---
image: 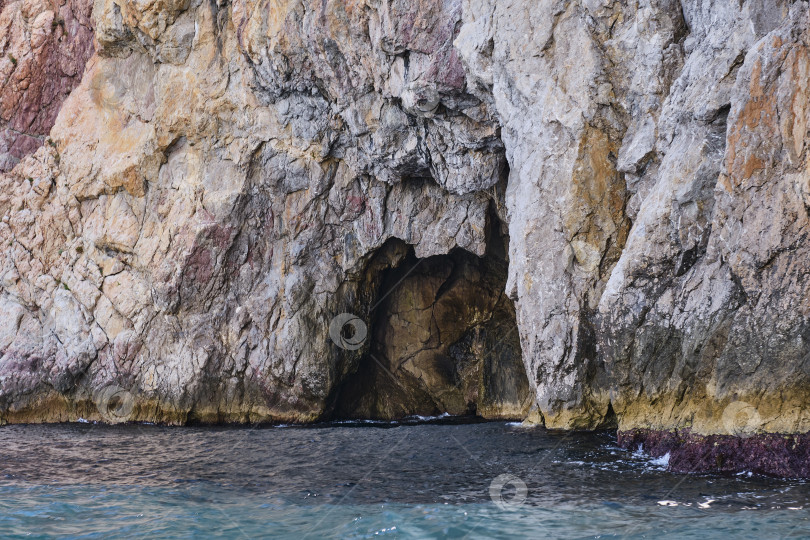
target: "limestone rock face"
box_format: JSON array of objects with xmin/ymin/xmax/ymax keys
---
[
  {"xmin": 0, "ymin": 0, "xmax": 513, "ymax": 423},
  {"xmin": 599, "ymin": 4, "xmax": 810, "ymax": 437},
  {"xmin": 0, "ymin": 0, "xmax": 94, "ymax": 170},
  {"xmin": 456, "ymin": 0, "xmax": 810, "ymax": 435},
  {"xmin": 1, "ymin": 0, "xmax": 809, "ymax": 454}
]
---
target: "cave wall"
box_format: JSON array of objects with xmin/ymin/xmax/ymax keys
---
[
  {"xmin": 334, "ymin": 211, "xmax": 530, "ymax": 421},
  {"xmin": 0, "ymin": 0, "xmax": 809, "ymax": 460}
]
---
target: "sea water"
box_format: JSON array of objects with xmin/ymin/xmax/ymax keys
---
[{"xmin": 0, "ymin": 420, "xmax": 808, "ymax": 538}]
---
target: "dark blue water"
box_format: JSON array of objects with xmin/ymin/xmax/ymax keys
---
[{"xmin": 1, "ymin": 420, "xmax": 809, "ymax": 538}]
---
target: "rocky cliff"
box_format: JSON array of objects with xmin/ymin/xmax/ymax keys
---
[
  {"xmin": 0, "ymin": 0, "xmax": 94, "ymax": 170},
  {"xmin": 1, "ymin": 0, "xmax": 810, "ymax": 475}
]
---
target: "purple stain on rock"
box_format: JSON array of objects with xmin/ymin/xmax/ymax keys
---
[
  {"xmin": 619, "ymin": 429, "xmax": 810, "ymax": 478},
  {"xmin": 0, "ymin": 0, "xmax": 95, "ymax": 171}
]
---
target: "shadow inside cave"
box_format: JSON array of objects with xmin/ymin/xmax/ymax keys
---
[{"xmin": 330, "ymin": 206, "xmax": 532, "ymax": 421}]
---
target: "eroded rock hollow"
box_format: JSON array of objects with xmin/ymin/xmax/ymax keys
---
[
  {"xmin": 2, "ymin": 0, "xmax": 810, "ymax": 475},
  {"xmin": 334, "ymin": 207, "xmax": 530, "ymax": 421}
]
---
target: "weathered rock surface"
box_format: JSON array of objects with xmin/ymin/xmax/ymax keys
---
[
  {"xmin": 600, "ymin": 4, "xmax": 810, "ymax": 439},
  {"xmin": 0, "ymin": 0, "xmax": 511, "ymax": 424},
  {"xmin": 1, "ymin": 0, "xmax": 810, "ymax": 474},
  {"xmin": 0, "ymin": 0, "xmax": 94, "ymax": 170}
]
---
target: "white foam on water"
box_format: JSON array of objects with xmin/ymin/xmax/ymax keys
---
[
  {"xmin": 649, "ymin": 452, "xmax": 670, "ymax": 468},
  {"xmin": 405, "ymin": 412, "xmax": 452, "ymax": 422},
  {"xmin": 506, "ymin": 421, "xmax": 542, "ymax": 429}
]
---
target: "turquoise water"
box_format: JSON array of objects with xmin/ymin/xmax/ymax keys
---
[{"xmin": 1, "ymin": 421, "xmax": 809, "ymax": 538}]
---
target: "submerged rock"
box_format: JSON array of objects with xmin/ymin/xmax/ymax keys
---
[
  {"xmin": 0, "ymin": 0, "xmax": 809, "ymax": 475},
  {"xmin": 619, "ymin": 429, "xmax": 810, "ymax": 478}
]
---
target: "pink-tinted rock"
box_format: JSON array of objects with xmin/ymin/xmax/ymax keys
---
[
  {"xmin": 0, "ymin": 0, "xmax": 94, "ymax": 170},
  {"xmin": 619, "ymin": 429, "xmax": 810, "ymax": 478}
]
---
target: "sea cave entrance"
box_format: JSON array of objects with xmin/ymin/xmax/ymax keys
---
[{"xmin": 331, "ymin": 207, "xmax": 531, "ymax": 421}]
